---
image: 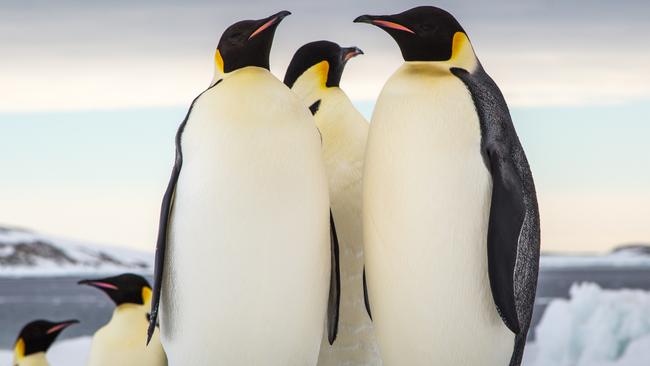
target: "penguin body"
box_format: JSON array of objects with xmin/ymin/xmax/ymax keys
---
[
  {"xmin": 163, "ymin": 66, "xmax": 329, "ymax": 366},
  {"xmin": 149, "ymin": 12, "xmax": 339, "ymax": 366},
  {"xmin": 79, "ymin": 274, "xmax": 166, "ymax": 366},
  {"xmin": 87, "ymin": 304, "xmax": 166, "ymax": 366},
  {"xmin": 13, "ymin": 353, "xmax": 49, "ymax": 366},
  {"xmin": 356, "ymin": 7, "xmax": 539, "ymax": 366},
  {"xmin": 12, "ymin": 319, "xmax": 78, "ymax": 366},
  {"xmin": 285, "ymin": 41, "xmax": 380, "ymax": 366}
]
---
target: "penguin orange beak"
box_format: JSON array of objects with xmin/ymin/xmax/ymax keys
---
[
  {"xmin": 354, "ymin": 15, "xmax": 415, "ymax": 34},
  {"xmin": 46, "ymin": 320, "xmax": 79, "ymax": 335},
  {"xmin": 249, "ymin": 10, "xmax": 291, "ymax": 40}
]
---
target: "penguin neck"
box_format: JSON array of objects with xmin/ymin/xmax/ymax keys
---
[
  {"xmin": 290, "ymin": 61, "xmax": 331, "ymax": 106},
  {"xmin": 401, "ymin": 32, "xmax": 479, "ymax": 74},
  {"xmin": 15, "ymin": 352, "xmax": 49, "ymax": 366},
  {"xmin": 110, "ymin": 303, "xmax": 148, "ymax": 327},
  {"xmin": 211, "ymin": 63, "xmax": 271, "ymax": 86},
  {"xmin": 310, "ymin": 88, "xmax": 367, "ymax": 163}
]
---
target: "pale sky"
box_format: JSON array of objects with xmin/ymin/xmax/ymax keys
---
[{"xmin": 1, "ymin": 0, "xmax": 649, "ymax": 253}]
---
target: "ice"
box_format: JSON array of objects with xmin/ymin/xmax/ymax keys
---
[
  {"xmin": 0, "ymin": 337, "xmax": 91, "ymax": 365},
  {"xmin": 530, "ymin": 283, "xmax": 650, "ymax": 366}
]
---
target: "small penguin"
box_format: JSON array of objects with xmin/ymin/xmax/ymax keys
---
[
  {"xmin": 79, "ymin": 273, "xmax": 166, "ymax": 366},
  {"xmin": 355, "ymin": 6, "xmax": 540, "ymax": 366},
  {"xmin": 284, "ymin": 41, "xmax": 380, "ymax": 366},
  {"xmin": 148, "ymin": 11, "xmax": 340, "ymax": 366},
  {"xmin": 12, "ymin": 319, "xmax": 78, "ymax": 366}
]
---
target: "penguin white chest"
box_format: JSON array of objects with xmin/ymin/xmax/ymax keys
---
[
  {"xmin": 363, "ymin": 64, "xmax": 514, "ymax": 365},
  {"xmin": 15, "ymin": 353, "xmax": 49, "ymax": 366},
  {"xmin": 87, "ymin": 305, "xmax": 166, "ymax": 366},
  {"xmin": 161, "ymin": 68, "xmax": 330, "ymax": 365}
]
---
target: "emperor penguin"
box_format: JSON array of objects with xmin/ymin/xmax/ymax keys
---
[
  {"xmin": 284, "ymin": 41, "xmax": 381, "ymax": 366},
  {"xmin": 12, "ymin": 319, "xmax": 78, "ymax": 366},
  {"xmin": 148, "ymin": 11, "xmax": 340, "ymax": 366},
  {"xmin": 78, "ymin": 273, "xmax": 167, "ymax": 366},
  {"xmin": 355, "ymin": 6, "xmax": 540, "ymax": 366}
]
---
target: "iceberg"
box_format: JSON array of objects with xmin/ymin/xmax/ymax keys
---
[{"xmin": 532, "ymin": 283, "xmax": 650, "ymax": 366}]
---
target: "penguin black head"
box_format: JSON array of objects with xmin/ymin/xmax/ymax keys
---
[
  {"xmin": 354, "ymin": 6, "xmax": 470, "ymax": 64},
  {"xmin": 216, "ymin": 10, "xmax": 291, "ymax": 74},
  {"xmin": 284, "ymin": 41, "xmax": 363, "ymax": 89},
  {"xmin": 14, "ymin": 319, "xmax": 78, "ymax": 359},
  {"xmin": 78, "ymin": 273, "xmax": 151, "ymax": 306}
]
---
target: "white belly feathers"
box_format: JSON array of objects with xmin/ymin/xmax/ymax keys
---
[
  {"xmin": 363, "ymin": 63, "xmax": 514, "ymax": 366},
  {"xmin": 161, "ymin": 67, "xmax": 331, "ymax": 366}
]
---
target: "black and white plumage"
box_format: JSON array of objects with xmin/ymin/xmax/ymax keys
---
[
  {"xmin": 356, "ymin": 6, "xmax": 539, "ymax": 366},
  {"xmin": 148, "ymin": 11, "xmax": 340, "ymax": 365},
  {"xmin": 453, "ymin": 64, "xmax": 540, "ymax": 365},
  {"xmin": 285, "ymin": 41, "xmax": 380, "ymax": 365}
]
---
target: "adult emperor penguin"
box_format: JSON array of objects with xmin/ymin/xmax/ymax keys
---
[
  {"xmin": 355, "ymin": 6, "xmax": 540, "ymax": 366},
  {"xmin": 78, "ymin": 273, "xmax": 167, "ymax": 366},
  {"xmin": 148, "ymin": 11, "xmax": 340, "ymax": 366},
  {"xmin": 12, "ymin": 319, "xmax": 78, "ymax": 366},
  {"xmin": 284, "ymin": 41, "xmax": 380, "ymax": 366}
]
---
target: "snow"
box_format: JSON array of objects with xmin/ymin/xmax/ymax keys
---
[
  {"xmin": 0, "ymin": 337, "xmax": 91, "ymax": 365},
  {"xmin": 529, "ymin": 283, "xmax": 650, "ymax": 366},
  {"xmin": 0, "ymin": 227, "xmax": 152, "ymax": 277}
]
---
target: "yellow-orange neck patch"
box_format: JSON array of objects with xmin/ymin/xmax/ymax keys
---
[
  {"xmin": 14, "ymin": 337, "xmax": 25, "ymax": 361},
  {"xmin": 142, "ymin": 286, "xmax": 152, "ymax": 305},
  {"xmin": 215, "ymin": 49, "xmax": 225, "ymax": 74},
  {"xmin": 450, "ymin": 32, "xmax": 477, "ymax": 71},
  {"xmin": 313, "ymin": 61, "xmax": 330, "ymax": 89}
]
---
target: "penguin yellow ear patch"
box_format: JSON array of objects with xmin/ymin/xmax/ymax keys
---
[
  {"xmin": 142, "ymin": 286, "xmax": 152, "ymax": 305},
  {"xmin": 450, "ymin": 32, "xmax": 477, "ymax": 71},
  {"xmin": 312, "ymin": 61, "xmax": 330, "ymax": 89},
  {"xmin": 215, "ymin": 49, "xmax": 225, "ymax": 73},
  {"xmin": 14, "ymin": 338, "xmax": 25, "ymax": 360}
]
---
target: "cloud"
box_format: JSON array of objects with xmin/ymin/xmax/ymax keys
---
[{"xmin": 1, "ymin": 0, "xmax": 649, "ymax": 111}]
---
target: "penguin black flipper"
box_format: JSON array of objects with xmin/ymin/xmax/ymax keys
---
[
  {"xmin": 451, "ymin": 66, "xmax": 540, "ymax": 365},
  {"xmin": 147, "ymin": 80, "xmax": 222, "ymax": 345},
  {"xmin": 327, "ymin": 210, "xmax": 341, "ymax": 345},
  {"xmin": 363, "ymin": 266, "xmax": 372, "ymax": 320}
]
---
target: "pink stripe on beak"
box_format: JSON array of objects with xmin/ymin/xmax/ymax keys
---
[
  {"xmin": 372, "ymin": 20, "xmax": 415, "ymax": 34},
  {"xmin": 89, "ymin": 281, "xmax": 119, "ymax": 290},
  {"xmin": 46, "ymin": 322, "xmax": 74, "ymax": 335},
  {"xmin": 249, "ymin": 17, "xmax": 278, "ymax": 39}
]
